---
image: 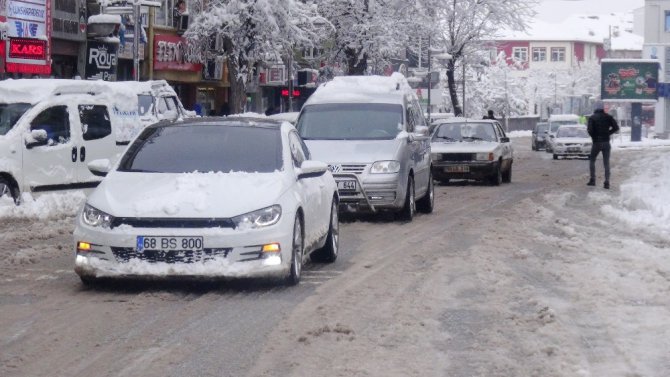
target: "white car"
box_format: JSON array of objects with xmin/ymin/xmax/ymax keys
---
[
  {"xmin": 430, "ymin": 119, "xmax": 514, "ymax": 185},
  {"xmin": 73, "ymin": 118, "xmax": 339, "ymax": 286},
  {"xmin": 551, "ymin": 125, "xmax": 592, "ymax": 160}
]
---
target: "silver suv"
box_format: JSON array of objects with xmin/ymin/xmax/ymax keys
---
[{"xmin": 296, "ymin": 74, "xmax": 434, "ymax": 221}]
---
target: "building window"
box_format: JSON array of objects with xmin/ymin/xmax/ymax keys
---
[
  {"xmin": 513, "ymin": 47, "xmax": 528, "ymax": 62},
  {"xmin": 550, "ymin": 47, "xmax": 566, "ymax": 62},
  {"xmin": 532, "ymin": 47, "xmax": 546, "ymax": 62},
  {"xmin": 666, "ymin": 11, "xmax": 670, "ymax": 32}
]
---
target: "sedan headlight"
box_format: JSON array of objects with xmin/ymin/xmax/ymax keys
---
[
  {"xmin": 232, "ymin": 205, "xmax": 282, "ymax": 230},
  {"xmin": 370, "ymin": 160, "xmax": 400, "ymax": 174},
  {"xmin": 476, "ymin": 152, "xmax": 494, "ymax": 161},
  {"xmin": 82, "ymin": 204, "xmax": 114, "ymax": 228}
]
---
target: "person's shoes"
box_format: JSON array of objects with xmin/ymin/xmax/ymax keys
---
[
  {"xmin": 604, "ymin": 181, "xmax": 610, "ymax": 189},
  {"xmin": 587, "ymin": 179, "xmax": 595, "ymax": 186}
]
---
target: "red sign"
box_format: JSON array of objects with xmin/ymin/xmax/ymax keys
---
[
  {"xmin": 154, "ymin": 34, "xmax": 202, "ymax": 72},
  {"xmin": 8, "ymin": 38, "xmax": 47, "ymax": 60},
  {"xmin": 281, "ymin": 89, "xmax": 301, "ymax": 97},
  {"xmin": 5, "ymin": 62, "xmax": 51, "ymax": 74}
]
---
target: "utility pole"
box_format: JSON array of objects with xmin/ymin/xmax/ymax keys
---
[{"xmin": 428, "ymin": 35, "xmax": 432, "ymax": 124}]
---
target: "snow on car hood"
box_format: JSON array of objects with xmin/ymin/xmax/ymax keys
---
[
  {"xmin": 430, "ymin": 141, "xmax": 499, "ymax": 153},
  {"xmin": 304, "ymin": 139, "xmax": 402, "ymax": 163},
  {"xmin": 554, "ymin": 137, "xmax": 591, "ymax": 144},
  {"xmin": 88, "ymin": 171, "xmax": 288, "ymax": 218}
]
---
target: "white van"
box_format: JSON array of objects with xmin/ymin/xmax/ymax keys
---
[{"xmin": 0, "ymin": 79, "xmax": 191, "ymax": 203}]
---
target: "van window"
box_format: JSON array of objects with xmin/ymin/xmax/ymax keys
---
[
  {"xmin": 137, "ymin": 94, "xmax": 153, "ymax": 116},
  {"xmin": 0, "ymin": 103, "xmax": 31, "ymax": 136},
  {"xmin": 79, "ymin": 105, "xmax": 112, "ymax": 141},
  {"xmin": 298, "ymin": 103, "xmax": 403, "ymax": 140},
  {"xmin": 30, "ymin": 106, "xmax": 70, "ymax": 145},
  {"xmin": 157, "ymin": 97, "xmax": 179, "ymax": 121}
]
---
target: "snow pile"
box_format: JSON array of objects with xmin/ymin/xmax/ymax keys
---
[
  {"xmin": 507, "ymin": 130, "xmax": 532, "ymax": 138},
  {"xmin": 600, "ymin": 149, "xmax": 670, "ymax": 240},
  {"xmin": 0, "ymin": 192, "xmax": 86, "ymax": 219},
  {"xmin": 309, "ymin": 73, "xmax": 411, "ymax": 104}
]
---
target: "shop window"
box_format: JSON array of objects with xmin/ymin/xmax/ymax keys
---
[
  {"xmin": 512, "ymin": 47, "xmax": 528, "ymax": 62},
  {"xmin": 79, "ymin": 105, "xmax": 112, "ymax": 141},
  {"xmin": 550, "ymin": 47, "xmax": 566, "ymax": 62},
  {"xmin": 532, "ymin": 47, "xmax": 546, "ymax": 62}
]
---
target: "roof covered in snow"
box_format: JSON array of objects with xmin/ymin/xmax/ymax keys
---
[{"xmin": 306, "ymin": 73, "xmax": 413, "ymax": 105}]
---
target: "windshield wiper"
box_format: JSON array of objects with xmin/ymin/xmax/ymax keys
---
[
  {"xmin": 462, "ymin": 136, "xmax": 483, "ymax": 141},
  {"xmin": 435, "ymin": 136, "xmax": 457, "ymax": 141}
]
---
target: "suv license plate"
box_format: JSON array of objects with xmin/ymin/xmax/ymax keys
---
[
  {"xmin": 446, "ymin": 165, "xmax": 470, "ymax": 173},
  {"xmin": 137, "ymin": 236, "xmax": 204, "ymax": 252},
  {"xmin": 337, "ymin": 179, "xmax": 357, "ymax": 191}
]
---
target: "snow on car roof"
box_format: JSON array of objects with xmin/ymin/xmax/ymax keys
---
[
  {"xmin": 549, "ymin": 114, "xmax": 580, "ymax": 121},
  {"xmin": 306, "ymin": 72, "xmax": 412, "ymax": 105}
]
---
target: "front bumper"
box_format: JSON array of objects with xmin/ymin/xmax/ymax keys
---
[
  {"xmin": 553, "ymin": 145, "xmax": 591, "ymax": 157},
  {"xmin": 73, "ymin": 216, "xmax": 293, "ymax": 279},
  {"xmin": 334, "ymin": 173, "xmax": 404, "ymax": 213},
  {"xmin": 432, "ymin": 161, "xmax": 497, "ymax": 181}
]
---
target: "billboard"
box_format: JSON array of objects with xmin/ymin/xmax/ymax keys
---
[{"xmin": 601, "ymin": 60, "xmax": 659, "ymax": 102}]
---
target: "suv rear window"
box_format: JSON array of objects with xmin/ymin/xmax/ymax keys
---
[{"xmin": 297, "ymin": 103, "xmax": 403, "ymax": 140}]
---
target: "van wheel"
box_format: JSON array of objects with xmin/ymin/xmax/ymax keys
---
[
  {"xmin": 397, "ymin": 176, "xmax": 415, "ymax": 222},
  {"xmin": 0, "ymin": 177, "xmax": 19, "ymax": 205},
  {"xmin": 416, "ymin": 173, "xmax": 434, "ymax": 213}
]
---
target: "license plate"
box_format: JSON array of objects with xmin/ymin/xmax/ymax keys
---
[
  {"xmin": 136, "ymin": 236, "xmax": 204, "ymax": 252},
  {"xmin": 445, "ymin": 165, "xmax": 470, "ymax": 173},
  {"xmin": 337, "ymin": 179, "xmax": 357, "ymax": 191},
  {"xmin": 567, "ymin": 147, "xmax": 580, "ymax": 152}
]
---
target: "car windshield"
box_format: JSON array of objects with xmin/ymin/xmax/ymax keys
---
[
  {"xmin": 550, "ymin": 120, "xmax": 579, "ymax": 132},
  {"xmin": 119, "ymin": 123, "xmax": 283, "ymax": 173},
  {"xmin": 137, "ymin": 94, "xmax": 153, "ymax": 116},
  {"xmin": 432, "ymin": 122, "xmax": 497, "ymax": 142},
  {"xmin": 557, "ymin": 127, "xmax": 589, "ymax": 138},
  {"xmin": 536, "ymin": 124, "xmax": 549, "ymax": 133},
  {"xmin": 0, "ymin": 103, "xmax": 31, "ymax": 136},
  {"xmin": 297, "ymin": 103, "xmax": 403, "ymax": 140}
]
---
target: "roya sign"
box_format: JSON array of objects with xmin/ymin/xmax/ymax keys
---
[{"xmin": 86, "ymin": 42, "xmax": 117, "ymax": 81}]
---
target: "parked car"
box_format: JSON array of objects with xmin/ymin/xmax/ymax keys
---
[
  {"xmin": 531, "ymin": 121, "xmax": 549, "ymax": 150},
  {"xmin": 267, "ymin": 111, "xmax": 300, "ymax": 125},
  {"xmin": 430, "ymin": 118, "xmax": 514, "ymax": 185},
  {"xmin": 550, "ymin": 125, "xmax": 591, "ymax": 160},
  {"xmin": 545, "ymin": 114, "xmax": 581, "ymax": 152},
  {"xmin": 0, "ymin": 79, "xmax": 191, "ymax": 204},
  {"xmin": 296, "ymin": 73, "xmax": 434, "ymax": 221},
  {"xmin": 73, "ymin": 117, "xmax": 339, "ymax": 286}
]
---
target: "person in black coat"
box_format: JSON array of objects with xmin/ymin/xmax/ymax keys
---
[
  {"xmin": 587, "ymin": 101, "xmax": 619, "ymax": 189},
  {"xmin": 482, "ymin": 109, "xmax": 496, "ymax": 120}
]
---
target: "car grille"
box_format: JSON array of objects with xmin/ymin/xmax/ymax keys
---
[
  {"xmin": 330, "ymin": 164, "xmax": 366, "ymax": 174},
  {"xmin": 110, "ymin": 217, "xmax": 235, "ymax": 229},
  {"xmin": 111, "ymin": 247, "xmax": 232, "ymax": 263},
  {"xmin": 435, "ymin": 153, "xmax": 475, "ymax": 162}
]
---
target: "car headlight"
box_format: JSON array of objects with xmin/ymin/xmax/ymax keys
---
[
  {"xmin": 232, "ymin": 205, "xmax": 282, "ymax": 230},
  {"xmin": 370, "ymin": 160, "xmax": 400, "ymax": 174},
  {"xmin": 584, "ymin": 143, "xmax": 592, "ymax": 147},
  {"xmin": 476, "ymin": 152, "xmax": 494, "ymax": 161},
  {"xmin": 82, "ymin": 204, "xmax": 114, "ymax": 228}
]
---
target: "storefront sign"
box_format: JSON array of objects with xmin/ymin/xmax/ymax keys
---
[
  {"xmin": 8, "ymin": 37, "xmax": 46, "ymax": 59},
  {"xmin": 85, "ymin": 42, "xmax": 117, "ymax": 81},
  {"xmin": 154, "ymin": 34, "xmax": 201, "ymax": 72},
  {"xmin": 5, "ymin": 0, "xmax": 50, "ymax": 75},
  {"xmin": 264, "ymin": 65, "xmax": 285, "ymax": 85},
  {"xmin": 601, "ymin": 60, "xmax": 659, "ymax": 102}
]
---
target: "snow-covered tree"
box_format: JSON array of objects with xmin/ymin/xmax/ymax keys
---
[
  {"xmin": 316, "ymin": 0, "xmax": 420, "ymax": 75},
  {"xmin": 424, "ymin": 0, "xmax": 537, "ymax": 116},
  {"xmin": 185, "ymin": 0, "xmax": 329, "ymax": 113}
]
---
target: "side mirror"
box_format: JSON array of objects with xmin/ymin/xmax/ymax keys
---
[
  {"xmin": 88, "ymin": 159, "xmax": 111, "ymax": 177},
  {"xmin": 415, "ymin": 125, "xmax": 429, "ymax": 136},
  {"xmin": 500, "ymin": 137, "xmax": 510, "ymax": 143},
  {"xmin": 297, "ymin": 160, "xmax": 328, "ymax": 179},
  {"xmin": 549, "ymin": 134, "xmax": 555, "ymax": 138},
  {"xmin": 24, "ymin": 130, "xmax": 48, "ymax": 149}
]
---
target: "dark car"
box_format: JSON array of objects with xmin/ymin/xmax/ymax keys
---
[{"xmin": 532, "ymin": 122, "xmax": 549, "ymax": 151}]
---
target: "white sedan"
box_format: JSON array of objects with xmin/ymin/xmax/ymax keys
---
[
  {"xmin": 73, "ymin": 118, "xmax": 339, "ymax": 286},
  {"xmin": 550, "ymin": 125, "xmax": 592, "ymax": 160}
]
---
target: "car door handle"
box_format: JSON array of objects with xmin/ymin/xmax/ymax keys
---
[
  {"xmin": 71, "ymin": 147, "xmax": 77, "ymax": 162},
  {"xmin": 80, "ymin": 146, "xmax": 86, "ymax": 162}
]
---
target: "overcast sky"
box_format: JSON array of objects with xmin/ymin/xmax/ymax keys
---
[{"xmin": 536, "ymin": 0, "xmax": 645, "ymax": 22}]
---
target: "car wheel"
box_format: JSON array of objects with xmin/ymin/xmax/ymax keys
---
[
  {"xmin": 0, "ymin": 177, "xmax": 20, "ymax": 205},
  {"xmin": 531, "ymin": 142, "xmax": 536, "ymax": 151},
  {"xmin": 502, "ymin": 163, "xmax": 512, "ymax": 183},
  {"xmin": 553, "ymin": 154, "xmax": 558, "ymax": 160},
  {"xmin": 311, "ymin": 199, "xmax": 339, "ymax": 263},
  {"xmin": 397, "ymin": 176, "xmax": 415, "ymax": 222},
  {"xmin": 286, "ymin": 214, "xmax": 304, "ymax": 285},
  {"xmin": 79, "ymin": 275, "xmax": 99, "ymax": 287},
  {"xmin": 416, "ymin": 172, "xmax": 434, "ymax": 213},
  {"xmin": 490, "ymin": 163, "xmax": 502, "ymax": 186}
]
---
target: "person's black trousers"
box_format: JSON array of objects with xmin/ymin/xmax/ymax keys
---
[{"xmin": 589, "ymin": 141, "xmax": 611, "ymax": 182}]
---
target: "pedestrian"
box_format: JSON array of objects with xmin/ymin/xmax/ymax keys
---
[
  {"xmin": 587, "ymin": 101, "xmax": 619, "ymax": 189},
  {"xmin": 482, "ymin": 109, "xmax": 496, "ymax": 120}
]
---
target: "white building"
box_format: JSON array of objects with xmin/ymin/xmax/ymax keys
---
[{"xmin": 643, "ymin": 0, "xmax": 670, "ymax": 137}]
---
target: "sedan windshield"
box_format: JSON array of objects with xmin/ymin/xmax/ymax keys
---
[
  {"xmin": 550, "ymin": 121, "xmax": 579, "ymax": 133},
  {"xmin": 557, "ymin": 127, "xmax": 589, "ymax": 138},
  {"xmin": 432, "ymin": 122, "xmax": 497, "ymax": 142},
  {"xmin": 119, "ymin": 124, "xmax": 283, "ymax": 173},
  {"xmin": 0, "ymin": 103, "xmax": 31, "ymax": 136},
  {"xmin": 297, "ymin": 103, "xmax": 403, "ymax": 140}
]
